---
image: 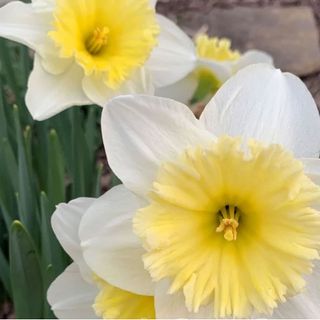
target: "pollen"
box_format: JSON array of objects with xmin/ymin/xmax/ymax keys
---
[
  {"xmin": 85, "ymin": 27, "xmax": 109, "ymax": 55},
  {"xmin": 216, "ymin": 206, "xmax": 240, "ymax": 241},
  {"xmin": 196, "ymin": 34, "xmax": 240, "ymax": 61},
  {"xmin": 134, "ymin": 136, "xmax": 320, "ymax": 317}
]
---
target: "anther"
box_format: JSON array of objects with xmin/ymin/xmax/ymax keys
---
[
  {"xmin": 86, "ymin": 27, "xmax": 109, "ymax": 55},
  {"xmin": 216, "ymin": 206, "xmax": 240, "ymax": 241}
]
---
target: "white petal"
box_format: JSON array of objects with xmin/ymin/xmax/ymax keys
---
[
  {"xmin": 51, "ymin": 197, "xmax": 95, "ymax": 282},
  {"xmin": 197, "ymin": 58, "xmax": 232, "ymax": 83},
  {"xmin": 0, "ymin": 0, "xmax": 71, "ymax": 76},
  {"xmin": 47, "ymin": 263, "xmax": 98, "ymax": 319},
  {"xmin": 82, "ymin": 67, "xmax": 154, "ymax": 107},
  {"xmin": 149, "ymin": 0, "xmax": 157, "ymax": 8},
  {"xmin": 31, "ymin": 0, "xmax": 55, "ymax": 12},
  {"xmin": 155, "ymin": 280, "xmax": 213, "ymax": 318},
  {"xmin": 102, "ymin": 94, "xmax": 214, "ymax": 197},
  {"xmin": 147, "ymin": 14, "xmax": 197, "ymax": 88},
  {"xmin": 233, "ymin": 50, "xmax": 274, "ymax": 74},
  {"xmin": 301, "ymin": 158, "xmax": 320, "ymax": 186},
  {"xmin": 0, "ymin": 1, "xmax": 50, "ymax": 51},
  {"xmin": 38, "ymin": 40, "xmax": 73, "ymax": 75},
  {"xmin": 272, "ymin": 261, "xmax": 320, "ymax": 318},
  {"xmin": 26, "ymin": 55, "xmax": 91, "ymax": 120},
  {"xmin": 79, "ymin": 185, "xmax": 154, "ymax": 296},
  {"xmin": 200, "ymin": 63, "xmax": 320, "ymax": 158},
  {"xmin": 155, "ymin": 73, "xmax": 197, "ymax": 105}
]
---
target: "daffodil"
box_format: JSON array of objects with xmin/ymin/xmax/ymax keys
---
[
  {"xmin": 157, "ymin": 33, "xmax": 273, "ymax": 105},
  {"xmin": 47, "ymin": 195, "xmax": 156, "ymax": 319},
  {"xmin": 0, "ymin": 0, "xmax": 195, "ymax": 120},
  {"xmin": 78, "ymin": 64, "xmax": 320, "ymax": 318}
]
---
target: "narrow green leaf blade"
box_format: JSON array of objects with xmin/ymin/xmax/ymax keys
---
[
  {"xmin": 40, "ymin": 192, "xmax": 65, "ymax": 319},
  {"xmin": 0, "ymin": 248, "xmax": 11, "ymax": 298},
  {"xmin": 9, "ymin": 220, "xmax": 43, "ymax": 318},
  {"xmin": 47, "ymin": 129, "xmax": 65, "ymax": 209}
]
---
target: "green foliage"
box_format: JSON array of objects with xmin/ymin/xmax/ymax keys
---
[
  {"xmin": 0, "ymin": 39, "xmax": 103, "ymax": 317},
  {"xmin": 10, "ymin": 221, "xmax": 43, "ymax": 318}
]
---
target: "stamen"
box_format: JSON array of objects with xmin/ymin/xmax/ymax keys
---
[
  {"xmin": 86, "ymin": 27, "xmax": 109, "ymax": 55},
  {"xmin": 216, "ymin": 206, "xmax": 240, "ymax": 241}
]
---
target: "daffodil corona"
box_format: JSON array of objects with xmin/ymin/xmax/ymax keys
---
[
  {"xmin": 49, "ymin": 0, "xmax": 159, "ymax": 89},
  {"xmin": 135, "ymin": 136, "xmax": 320, "ymax": 317},
  {"xmin": 196, "ymin": 34, "xmax": 240, "ymax": 61}
]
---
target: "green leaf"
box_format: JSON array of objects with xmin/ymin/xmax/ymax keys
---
[
  {"xmin": 13, "ymin": 105, "xmax": 39, "ymax": 241},
  {"xmin": 0, "ymin": 138, "xmax": 18, "ymax": 228},
  {"xmin": 0, "ymin": 40, "xmax": 24, "ymax": 108},
  {"xmin": 39, "ymin": 192, "xmax": 65, "ymax": 319},
  {"xmin": 0, "ymin": 40, "xmax": 18, "ymax": 96},
  {"xmin": 0, "ymin": 248, "xmax": 11, "ymax": 298},
  {"xmin": 18, "ymin": 46, "xmax": 32, "ymax": 87},
  {"xmin": 10, "ymin": 220, "xmax": 43, "ymax": 318},
  {"xmin": 94, "ymin": 162, "xmax": 103, "ymax": 197},
  {"xmin": 40, "ymin": 192, "xmax": 67, "ymax": 275},
  {"xmin": 111, "ymin": 171, "xmax": 122, "ymax": 188},
  {"xmin": 47, "ymin": 129, "xmax": 65, "ymax": 209},
  {"xmin": 0, "ymin": 137, "xmax": 18, "ymax": 191},
  {"xmin": 85, "ymin": 107, "xmax": 101, "ymax": 159},
  {"xmin": 70, "ymin": 109, "xmax": 90, "ymax": 197},
  {"xmin": 0, "ymin": 78, "xmax": 8, "ymax": 139}
]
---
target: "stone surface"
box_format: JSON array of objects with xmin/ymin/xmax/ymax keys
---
[
  {"xmin": 0, "ymin": 0, "xmax": 11, "ymax": 6},
  {"xmin": 176, "ymin": 6, "xmax": 320, "ymax": 76}
]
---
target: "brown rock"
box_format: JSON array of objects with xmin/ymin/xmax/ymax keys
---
[
  {"xmin": 177, "ymin": 6, "xmax": 320, "ymax": 76},
  {"xmin": 0, "ymin": 0, "xmax": 11, "ymax": 7}
]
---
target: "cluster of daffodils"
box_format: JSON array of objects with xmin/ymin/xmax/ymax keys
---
[
  {"xmin": 0, "ymin": 0, "xmax": 319, "ymax": 319},
  {"xmin": 0, "ymin": 0, "xmax": 272, "ymax": 119}
]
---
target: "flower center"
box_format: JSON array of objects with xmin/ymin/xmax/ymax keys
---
[
  {"xmin": 49, "ymin": 0, "xmax": 159, "ymax": 89},
  {"xmin": 196, "ymin": 34, "xmax": 240, "ymax": 61},
  {"xmin": 216, "ymin": 205, "xmax": 240, "ymax": 241},
  {"xmin": 134, "ymin": 136, "xmax": 320, "ymax": 317},
  {"xmin": 85, "ymin": 27, "xmax": 109, "ymax": 55}
]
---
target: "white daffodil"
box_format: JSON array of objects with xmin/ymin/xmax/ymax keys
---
[
  {"xmin": 0, "ymin": 0, "xmax": 195, "ymax": 120},
  {"xmin": 156, "ymin": 32, "xmax": 273, "ymax": 105},
  {"xmin": 47, "ymin": 195, "xmax": 156, "ymax": 319},
  {"xmin": 78, "ymin": 63, "xmax": 320, "ymax": 318}
]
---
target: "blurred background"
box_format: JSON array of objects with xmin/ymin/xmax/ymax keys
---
[
  {"xmin": 157, "ymin": 0, "xmax": 320, "ymax": 108},
  {"xmin": 0, "ymin": 0, "xmax": 319, "ymax": 318}
]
